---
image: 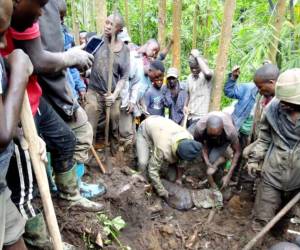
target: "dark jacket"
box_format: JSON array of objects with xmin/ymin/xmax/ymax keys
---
[{"xmin": 248, "ymin": 99, "xmax": 300, "ymax": 191}]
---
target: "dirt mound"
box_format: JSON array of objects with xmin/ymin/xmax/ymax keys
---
[{"xmin": 45, "ymin": 151, "xmax": 297, "ymax": 249}]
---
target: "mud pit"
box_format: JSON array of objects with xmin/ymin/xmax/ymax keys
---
[{"xmin": 49, "ymin": 151, "xmax": 300, "ymax": 250}]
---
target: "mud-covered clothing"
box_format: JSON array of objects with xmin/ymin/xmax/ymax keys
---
[
  {"xmin": 144, "ymin": 85, "xmax": 165, "ymax": 116},
  {"xmin": 163, "ymin": 84, "xmax": 188, "ymax": 125},
  {"xmin": 186, "ymin": 73, "xmax": 212, "ymax": 121},
  {"xmin": 248, "ymin": 99, "xmax": 300, "ymax": 191},
  {"xmin": 251, "ymin": 95, "xmax": 273, "ymax": 141},
  {"xmin": 89, "ymin": 37, "xmax": 130, "ymax": 95},
  {"xmin": 136, "ymin": 116, "xmax": 193, "ymax": 196},
  {"xmin": 85, "ymin": 89, "xmax": 120, "ymax": 146},
  {"xmin": 254, "ymin": 180, "xmax": 300, "ymax": 224},
  {"xmin": 224, "ymin": 73, "xmax": 258, "ymax": 130}
]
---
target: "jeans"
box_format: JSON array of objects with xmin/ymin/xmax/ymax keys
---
[{"xmin": 34, "ymin": 97, "xmax": 76, "ymax": 173}]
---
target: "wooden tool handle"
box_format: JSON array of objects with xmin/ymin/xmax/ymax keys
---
[{"xmin": 20, "ymin": 92, "xmax": 63, "ymax": 250}]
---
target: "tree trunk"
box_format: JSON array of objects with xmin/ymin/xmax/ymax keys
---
[
  {"xmin": 158, "ymin": 0, "xmax": 167, "ymax": 48},
  {"xmin": 124, "ymin": 0, "xmax": 130, "ymax": 35},
  {"xmin": 204, "ymin": 0, "xmax": 212, "ymax": 57},
  {"xmin": 210, "ymin": 0, "xmax": 236, "ymax": 111},
  {"xmin": 172, "ymin": 0, "xmax": 182, "ymax": 72},
  {"xmin": 290, "ymin": 0, "xmax": 295, "ymax": 51},
  {"xmin": 192, "ymin": 4, "xmax": 200, "ymax": 49},
  {"xmin": 71, "ymin": 2, "xmax": 80, "ymax": 45},
  {"xmin": 95, "ymin": 0, "xmax": 107, "ymax": 35},
  {"xmin": 268, "ymin": 0, "xmax": 286, "ymax": 64},
  {"xmin": 141, "ymin": 0, "xmax": 145, "ymax": 44}
]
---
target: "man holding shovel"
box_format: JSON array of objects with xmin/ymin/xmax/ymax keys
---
[{"xmin": 85, "ymin": 13, "xmax": 130, "ymax": 155}]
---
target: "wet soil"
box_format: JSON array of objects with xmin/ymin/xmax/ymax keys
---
[{"xmin": 51, "ymin": 151, "xmax": 300, "ymax": 250}]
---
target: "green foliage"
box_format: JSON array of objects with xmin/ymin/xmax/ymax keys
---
[
  {"xmin": 97, "ymin": 213, "xmax": 130, "ymax": 250},
  {"xmin": 66, "ymin": 0, "xmax": 300, "ymax": 107}
]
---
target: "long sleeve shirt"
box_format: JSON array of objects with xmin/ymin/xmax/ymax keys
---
[{"xmin": 224, "ymin": 73, "xmax": 258, "ymax": 130}]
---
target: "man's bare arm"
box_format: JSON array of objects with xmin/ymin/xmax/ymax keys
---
[
  {"xmin": 14, "ymin": 37, "xmax": 93, "ymax": 74},
  {"xmin": 0, "ymin": 50, "xmax": 32, "ymax": 149}
]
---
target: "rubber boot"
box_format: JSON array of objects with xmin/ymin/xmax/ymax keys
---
[
  {"xmin": 76, "ymin": 163, "xmax": 106, "ymax": 199},
  {"xmin": 46, "ymin": 152, "xmax": 58, "ymax": 193},
  {"xmin": 55, "ymin": 165, "xmax": 104, "ymax": 212},
  {"xmin": 24, "ymin": 213, "xmax": 78, "ymax": 250},
  {"xmin": 24, "ymin": 213, "xmax": 52, "ymax": 250}
]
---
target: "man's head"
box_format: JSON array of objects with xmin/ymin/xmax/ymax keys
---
[
  {"xmin": 104, "ymin": 12, "xmax": 124, "ymax": 38},
  {"xmin": 144, "ymin": 39, "xmax": 160, "ymax": 59},
  {"xmin": 117, "ymin": 27, "xmax": 131, "ymax": 44},
  {"xmin": 166, "ymin": 67, "xmax": 179, "ymax": 89},
  {"xmin": 148, "ymin": 60, "xmax": 165, "ymax": 89},
  {"xmin": 176, "ymin": 139, "xmax": 202, "ymax": 161},
  {"xmin": 0, "ymin": 0, "xmax": 13, "ymax": 49},
  {"xmin": 254, "ymin": 64, "xmax": 280, "ymax": 97},
  {"xmin": 57, "ymin": 0, "xmax": 67, "ymax": 23},
  {"xmin": 276, "ymin": 68, "xmax": 300, "ymax": 112},
  {"xmin": 189, "ymin": 55, "xmax": 201, "ymax": 78},
  {"xmin": 79, "ymin": 30, "xmax": 87, "ymax": 45},
  {"xmin": 11, "ymin": 0, "xmax": 48, "ymax": 32},
  {"xmin": 206, "ymin": 115, "xmax": 224, "ymax": 139}
]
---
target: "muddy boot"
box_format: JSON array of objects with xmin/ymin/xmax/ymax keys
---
[
  {"xmin": 24, "ymin": 213, "xmax": 52, "ymax": 250},
  {"xmin": 55, "ymin": 166, "xmax": 104, "ymax": 212},
  {"xmin": 24, "ymin": 213, "xmax": 78, "ymax": 250},
  {"xmin": 76, "ymin": 163, "xmax": 106, "ymax": 199}
]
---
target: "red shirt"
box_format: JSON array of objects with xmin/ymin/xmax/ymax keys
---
[{"xmin": 0, "ymin": 23, "xmax": 42, "ymax": 116}]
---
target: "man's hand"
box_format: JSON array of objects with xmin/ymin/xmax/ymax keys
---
[
  {"xmin": 79, "ymin": 90, "xmax": 86, "ymax": 104},
  {"xmin": 63, "ymin": 45, "xmax": 94, "ymax": 71},
  {"xmin": 8, "ymin": 49, "xmax": 33, "ymax": 81},
  {"xmin": 221, "ymin": 174, "xmax": 231, "ymax": 190},
  {"xmin": 19, "ymin": 135, "xmax": 48, "ymax": 164},
  {"xmin": 190, "ymin": 49, "xmax": 201, "ymax": 58},
  {"xmin": 206, "ymin": 163, "xmax": 218, "ymax": 176},
  {"xmin": 246, "ymin": 162, "xmax": 260, "ymax": 178},
  {"xmin": 38, "ymin": 137, "xmax": 48, "ymax": 164},
  {"xmin": 183, "ymin": 106, "xmax": 190, "ymax": 116},
  {"xmin": 105, "ymin": 93, "xmax": 116, "ymax": 107},
  {"xmin": 231, "ymin": 65, "xmax": 240, "ymax": 80},
  {"xmin": 126, "ymin": 102, "xmax": 135, "ymax": 114},
  {"xmin": 159, "ymin": 189, "xmax": 169, "ymax": 199}
]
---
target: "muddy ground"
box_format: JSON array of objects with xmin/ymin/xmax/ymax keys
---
[{"xmin": 48, "ymin": 150, "xmax": 300, "ymax": 250}]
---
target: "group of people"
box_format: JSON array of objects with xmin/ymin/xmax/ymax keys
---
[{"xmin": 0, "ymin": 0, "xmax": 300, "ymax": 249}]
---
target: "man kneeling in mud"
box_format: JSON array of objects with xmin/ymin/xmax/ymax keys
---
[{"xmin": 136, "ymin": 116, "xmax": 202, "ymax": 199}]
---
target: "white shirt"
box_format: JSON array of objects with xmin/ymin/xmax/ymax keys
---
[{"xmin": 187, "ymin": 72, "xmax": 212, "ymax": 120}]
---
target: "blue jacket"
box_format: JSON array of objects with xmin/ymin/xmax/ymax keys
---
[
  {"xmin": 224, "ymin": 73, "xmax": 258, "ymax": 130},
  {"xmin": 62, "ymin": 25, "xmax": 86, "ymax": 99}
]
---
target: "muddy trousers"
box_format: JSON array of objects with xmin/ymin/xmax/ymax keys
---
[
  {"xmin": 6, "ymin": 141, "xmax": 52, "ymax": 249},
  {"xmin": 119, "ymin": 109, "xmax": 135, "ymax": 146},
  {"xmin": 84, "ymin": 89, "xmax": 120, "ymax": 153},
  {"xmin": 254, "ymin": 180, "xmax": 299, "ymax": 225},
  {"xmin": 35, "ymin": 97, "xmax": 76, "ymax": 173}
]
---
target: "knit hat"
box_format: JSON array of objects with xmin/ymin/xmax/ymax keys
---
[
  {"xmin": 176, "ymin": 139, "xmax": 202, "ymax": 161},
  {"xmin": 275, "ymin": 68, "xmax": 300, "ymax": 105}
]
